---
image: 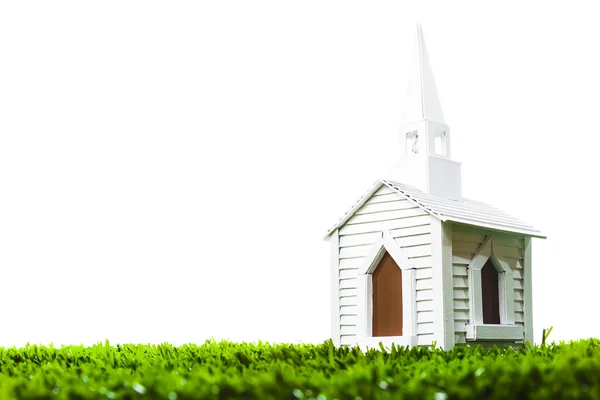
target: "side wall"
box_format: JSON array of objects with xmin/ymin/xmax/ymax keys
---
[
  {"xmin": 335, "ymin": 185, "xmax": 437, "ymax": 347},
  {"xmin": 451, "ymin": 224, "xmax": 526, "ymax": 344}
]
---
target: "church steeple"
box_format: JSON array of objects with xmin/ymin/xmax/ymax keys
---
[
  {"xmin": 391, "ymin": 24, "xmax": 462, "ymax": 201},
  {"xmin": 402, "ymin": 23, "xmax": 446, "ymax": 126}
]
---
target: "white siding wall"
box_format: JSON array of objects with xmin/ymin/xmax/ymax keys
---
[
  {"xmin": 336, "ymin": 185, "xmax": 435, "ymax": 347},
  {"xmin": 451, "ymin": 225, "xmax": 525, "ymax": 344}
]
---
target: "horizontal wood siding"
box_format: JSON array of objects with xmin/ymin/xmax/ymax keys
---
[
  {"xmin": 452, "ymin": 226, "xmax": 526, "ymax": 344},
  {"xmin": 452, "ymin": 229, "xmax": 482, "ymax": 344},
  {"xmin": 337, "ymin": 186, "xmax": 434, "ymax": 347}
]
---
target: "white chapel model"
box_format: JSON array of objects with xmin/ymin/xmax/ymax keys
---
[{"xmin": 325, "ymin": 25, "xmax": 545, "ymax": 350}]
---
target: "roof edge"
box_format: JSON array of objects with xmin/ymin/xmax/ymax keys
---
[{"xmin": 323, "ymin": 180, "xmax": 386, "ymax": 240}]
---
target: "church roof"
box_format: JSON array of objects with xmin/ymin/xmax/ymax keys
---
[{"xmin": 324, "ymin": 179, "xmax": 545, "ymax": 239}]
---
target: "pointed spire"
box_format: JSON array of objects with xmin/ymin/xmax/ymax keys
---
[{"xmin": 401, "ymin": 23, "xmax": 446, "ymax": 125}]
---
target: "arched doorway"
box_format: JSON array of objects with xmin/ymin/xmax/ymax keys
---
[{"xmin": 372, "ymin": 252, "xmax": 403, "ymax": 336}]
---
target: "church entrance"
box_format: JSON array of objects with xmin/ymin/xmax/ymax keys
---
[{"xmin": 372, "ymin": 252, "xmax": 403, "ymax": 336}]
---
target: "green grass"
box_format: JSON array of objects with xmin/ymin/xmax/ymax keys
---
[{"xmin": 1, "ymin": 336, "xmax": 600, "ymax": 399}]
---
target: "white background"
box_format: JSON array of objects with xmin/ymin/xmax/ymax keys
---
[{"xmin": 1, "ymin": 1, "xmax": 599, "ymax": 348}]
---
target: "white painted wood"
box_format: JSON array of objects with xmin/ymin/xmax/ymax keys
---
[
  {"xmin": 383, "ymin": 230, "xmax": 414, "ymax": 272},
  {"xmin": 417, "ymin": 334, "xmax": 435, "ymax": 346},
  {"xmin": 340, "ymin": 305, "xmax": 357, "ymax": 315},
  {"xmin": 340, "ymin": 335, "xmax": 356, "ymax": 346},
  {"xmin": 452, "ymin": 277, "xmax": 468, "ymax": 288},
  {"xmin": 415, "ymin": 278, "xmax": 433, "ymax": 290},
  {"xmin": 493, "ymin": 237, "xmax": 523, "ymax": 249},
  {"xmin": 468, "ymin": 236, "xmax": 492, "ymax": 270},
  {"xmin": 452, "ymin": 252, "xmax": 473, "ymax": 265},
  {"xmin": 453, "ymin": 299, "xmax": 469, "ymax": 311},
  {"xmin": 368, "ymin": 192, "xmax": 405, "ymax": 204},
  {"xmin": 324, "ymin": 181, "xmax": 385, "ymax": 239},
  {"xmin": 390, "ymin": 224, "xmax": 431, "ymax": 238},
  {"xmin": 453, "ymin": 241, "xmax": 481, "ymax": 254},
  {"xmin": 400, "ymin": 244, "xmax": 432, "ymax": 259},
  {"xmin": 339, "ymin": 297, "xmax": 356, "ymax": 306},
  {"xmin": 339, "ymin": 278, "xmax": 357, "ymax": 289},
  {"xmin": 454, "ymin": 321, "xmax": 468, "ymax": 332},
  {"xmin": 430, "ymin": 220, "xmax": 454, "ymax": 350},
  {"xmin": 339, "ymin": 269, "xmax": 359, "ymax": 280},
  {"xmin": 340, "ymin": 315, "xmax": 357, "ymax": 325},
  {"xmin": 339, "ymin": 288, "xmax": 357, "ymax": 297},
  {"xmin": 452, "ymin": 224, "xmax": 533, "ymax": 239},
  {"xmin": 416, "ymin": 298, "xmax": 434, "ymax": 311},
  {"xmin": 417, "ymin": 321, "xmax": 435, "ymax": 335},
  {"xmin": 340, "ymin": 326, "xmax": 355, "ymax": 335},
  {"xmin": 339, "ymin": 215, "xmax": 432, "ymax": 236},
  {"xmin": 469, "ymin": 260, "xmax": 484, "ymax": 324},
  {"xmin": 349, "ymin": 208, "xmax": 426, "ymax": 225},
  {"xmin": 523, "ymin": 239, "xmax": 533, "ymax": 344},
  {"xmin": 330, "ymin": 229, "xmax": 340, "ymax": 347},
  {"xmin": 339, "ymin": 245, "xmax": 374, "ymax": 260},
  {"xmin": 339, "ymin": 258, "xmax": 363, "ymax": 270},
  {"xmin": 492, "ymin": 257, "xmax": 514, "ymax": 325},
  {"xmin": 453, "ymin": 289, "xmax": 469, "ymax": 300},
  {"xmin": 339, "ymin": 232, "xmax": 380, "ymax": 248},
  {"xmin": 515, "ymin": 313, "xmax": 524, "ymax": 323},
  {"xmin": 355, "ymin": 200, "xmax": 416, "ymax": 215},
  {"xmin": 514, "ymin": 290, "xmax": 523, "ymax": 301},
  {"xmin": 396, "ymin": 233, "xmax": 431, "ymax": 247},
  {"xmin": 403, "ymin": 269, "xmax": 417, "ymax": 336},
  {"xmin": 357, "ymin": 231, "xmax": 414, "ymax": 275},
  {"xmin": 417, "ymin": 310, "xmax": 435, "ymax": 323},
  {"xmin": 493, "ymin": 245, "xmax": 522, "ymax": 260},
  {"xmin": 465, "ymin": 234, "xmax": 519, "ymax": 330},
  {"xmin": 453, "ymin": 232, "xmax": 486, "ymax": 244},
  {"xmin": 357, "ymin": 233, "xmax": 385, "ymax": 275},
  {"xmin": 416, "ymin": 268, "xmax": 433, "ymax": 279},
  {"xmin": 374, "ymin": 185, "xmax": 396, "ymax": 195},
  {"xmin": 410, "ymin": 256, "xmax": 433, "ymax": 268},
  {"xmin": 441, "ymin": 222, "xmax": 454, "ymax": 349},
  {"xmin": 353, "ymin": 229, "xmax": 418, "ymax": 348},
  {"xmin": 416, "ymin": 289, "xmax": 434, "ymax": 301},
  {"xmin": 466, "ymin": 324, "xmax": 524, "ymax": 341}
]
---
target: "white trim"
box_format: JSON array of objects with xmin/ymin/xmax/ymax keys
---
[
  {"xmin": 356, "ymin": 271, "xmax": 368, "ymax": 339},
  {"xmin": 324, "ymin": 180, "xmax": 545, "ymax": 240},
  {"xmin": 466, "ymin": 324, "xmax": 524, "ymax": 341},
  {"xmin": 468, "ymin": 236, "xmax": 491, "ymax": 325},
  {"xmin": 330, "ymin": 229, "xmax": 340, "ymax": 347},
  {"xmin": 523, "ymin": 237, "xmax": 534, "ymax": 344},
  {"xmin": 431, "ymin": 219, "xmax": 454, "ymax": 349},
  {"xmin": 323, "ymin": 181, "xmax": 386, "ymax": 239},
  {"xmin": 466, "ymin": 235, "xmax": 519, "ymax": 341},
  {"xmin": 358, "ymin": 231, "xmax": 412, "ymax": 275},
  {"xmin": 441, "ymin": 221, "xmax": 455, "ymax": 349},
  {"xmin": 403, "ymin": 268, "xmax": 417, "ymax": 337},
  {"xmin": 355, "ymin": 231, "xmax": 416, "ymax": 348}
]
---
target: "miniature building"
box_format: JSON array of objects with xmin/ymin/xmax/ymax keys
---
[{"xmin": 324, "ymin": 25, "xmax": 545, "ymax": 350}]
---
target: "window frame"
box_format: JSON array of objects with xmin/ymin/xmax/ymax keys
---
[
  {"xmin": 356, "ymin": 230, "xmax": 417, "ymax": 349},
  {"xmin": 466, "ymin": 235, "xmax": 523, "ymax": 341}
]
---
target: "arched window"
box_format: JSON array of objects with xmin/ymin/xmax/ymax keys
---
[
  {"xmin": 356, "ymin": 230, "xmax": 417, "ymax": 349},
  {"xmin": 372, "ymin": 252, "xmax": 403, "ymax": 336},
  {"xmin": 481, "ymin": 259, "xmax": 500, "ymax": 324}
]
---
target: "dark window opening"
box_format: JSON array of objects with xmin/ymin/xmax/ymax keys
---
[{"xmin": 481, "ymin": 259, "xmax": 501, "ymax": 324}]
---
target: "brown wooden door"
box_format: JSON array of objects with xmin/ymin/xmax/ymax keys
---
[
  {"xmin": 481, "ymin": 259, "xmax": 501, "ymax": 324},
  {"xmin": 372, "ymin": 252, "xmax": 403, "ymax": 336}
]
